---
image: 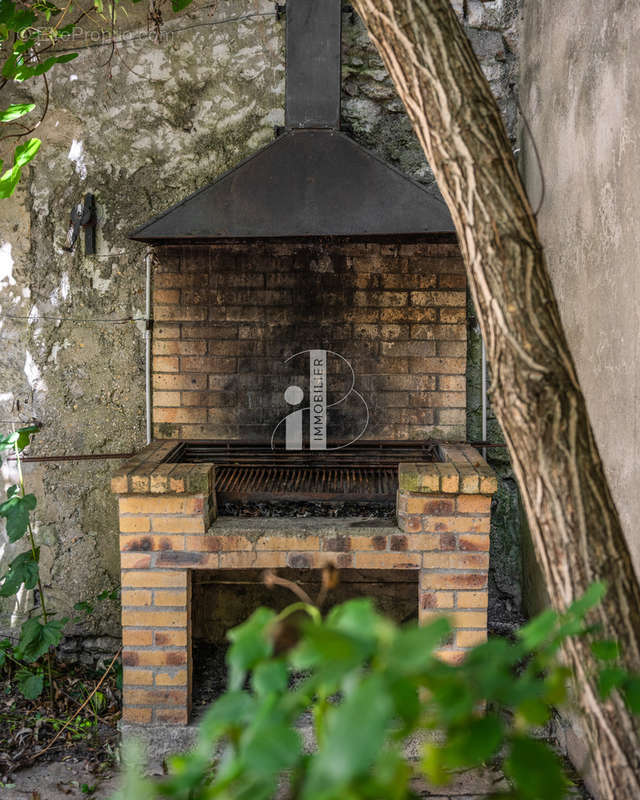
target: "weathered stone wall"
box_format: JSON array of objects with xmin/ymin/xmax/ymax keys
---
[{"xmin": 0, "ymin": 0, "xmax": 522, "ymax": 656}]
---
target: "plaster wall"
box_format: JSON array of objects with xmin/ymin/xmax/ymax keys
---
[
  {"xmin": 519, "ymin": 1, "xmax": 640, "ymax": 582},
  {"xmin": 0, "ymin": 0, "xmax": 521, "ymax": 656}
]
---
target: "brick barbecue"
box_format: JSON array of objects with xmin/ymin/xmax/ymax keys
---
[{"xmin": 113, "ymin": 0, "xmax": 497, "ymax": 731}]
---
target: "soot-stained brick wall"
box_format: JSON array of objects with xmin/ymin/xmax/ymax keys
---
[{"xmin": 151, "ymin": 241, "xmax": 467, "ymax": 443}]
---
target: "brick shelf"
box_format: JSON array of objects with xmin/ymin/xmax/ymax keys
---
[{"xmin": 112, "ymin": 441, "xmax": 497, "ymax": 726}]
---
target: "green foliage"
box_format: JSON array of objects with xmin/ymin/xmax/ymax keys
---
[
  {"xmin": 0, "ymin": 0, "xmax": 195, "ymax": 196},
  {"xmin": 0, "ymin": 490, "xmax": 37, "ymax": 542},
  {"xmin": 15, "ymin": 665, "xmax": 44, "ymax": 699},
  {"xmin": 0, "ymin": 425, "xmax": 64, "ymax": 700},
  {"xmin": 116, "ymin": 584, "xmax": 640, "ymax": 800},
  {"xmin": 16, "ymin": 616, "xmax": 67, "ymax": 662},
  {"xmin": 0, "ymin": 548, "xmax": 39, "ymax": 596}
]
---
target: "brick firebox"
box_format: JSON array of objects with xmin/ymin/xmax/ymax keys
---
[
  {"xmin": 150, "ymin": 240, "xmax": 468, "ymax": 444},
  {"xmin": 112, "ymin": 441, "xmax": 497, "ymax": 726}
]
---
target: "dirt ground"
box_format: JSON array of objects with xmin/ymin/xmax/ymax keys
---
[{"xmin": 0, "ymin": 758, "xmax": 119, "ymax": 799}]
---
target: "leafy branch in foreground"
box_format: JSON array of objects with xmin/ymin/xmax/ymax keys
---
[{"xmin": 116, "ymin": 580, "xmax": 640, "ymax": 800}]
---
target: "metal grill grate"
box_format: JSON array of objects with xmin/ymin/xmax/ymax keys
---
[{"xmin": 164, "ymin": 441, "xmax": 440, "ymax": 505}]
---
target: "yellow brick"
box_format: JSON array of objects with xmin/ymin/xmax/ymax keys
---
[
  {"xmin": 119, "ymin": 495, "xmax": 203, "ymax": 515},
  {"xmin": 456, "ymin": 495, "xmax": 492, "ymax": 514},
  {"xmin": 152, "ymin": 515, "xmax": 205, "ymax": 534},
  {"xmin": 355, "ymin": 552, "xmax": 421, "ymax": 569},
  {"xmin": 435, "ymin": 649, "xmax": 466, "ymax": 665},
  {"xmin": 452, "ymin": 611, "xmax": 487, "ymax": 629},
  {"xmin": 124, "ymin": 650, "xmax": 187, "ymax": 667},
  {"xmin": 479, "ymin": 475, "xmax": 498, "ymax": 494},
  {"xmin": 120, "ymin": 534, "xmax": 185, "ymax": 552},
  {"xmin": 121, "ymin": 590, "xmax": 152, "ymax": 607},
  {"xmin": 255, "ymin": 535, "xmax": 319, "ymax": 551},
  {"xmin": 122, "ymin": 707, "xmax": 152, "ymax": 724},
  {"xmin": 402, "ymin": 534, "xmax": 441, "ymax": 551},
  {"xmin": 422, "ymin": 552, "xmax": 489, "ymax": 570},
  {"xmin": 459, "ymin": 534, "xmax": 490, "ymax": 551},
  {"xmin": 420, "ymin": 591, "xmax": 455, "ymax": 609},
  {"xmin": 119, "ymin": 516, "xmax": 151, "ymax": 534},
  {"xmin": 125, "ymin": 688, "xmax": 188, "ymax": 707},
  {"xmin": 123, "ymin": 668, "xmax": 154, "ymax": 686},
  {"xmin": 456, "ymin": 630, "xmax": 487, "ymax": 648},
  {"xmin": 155, "ymin": 670, "xmax": 188, "ymax": 686},
  {"xmin": 111, "ymin": 474, "xmax": 129, "ymax": 494},
  {"xmin": 453, "ymin": 516, "xmax": 490, "ymax": 533},
  {"xmin": 155, "ymin": 630, "xmax": 187, "ymax": 647},
  {"xmin": 122, "ymin": 629, "xmax": 153, "ymax": 647},
  {"xmin": 422, "ymin": 517, "xmax": 457, "ymax": 533},
  {"xmin": 122, "ymin": 609, "xmax": 187, "ymax": 628},
  {"xmin": 424, "ymin": 573, "xmax": 487, "ymax": 590},
  {"xmin": 153, "ymin": 590, "xmax": 187, "ymax": 606},
  {"xmin": 456, "ymin": 591, "xmax": 488, "ymax": 609},
  {"xmin": 122, "ymin": 571, "xmax": 187, "ymax": 588},
  {"xmin": 219, "ymin": 551, "xmax": 288, "ymax": 568},
  {"xmin": 120, "ymin": 553, "xmax": 152, "ymax": 569}
]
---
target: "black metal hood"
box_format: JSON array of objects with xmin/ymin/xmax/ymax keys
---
[{"xmin": 129, "ymin": 0, "xmax": 454, "ymax": 242}]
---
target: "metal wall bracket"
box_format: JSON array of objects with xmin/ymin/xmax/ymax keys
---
[{"xmin": 63, "ymin": 193, "xmax": 96, "ymax": 255}]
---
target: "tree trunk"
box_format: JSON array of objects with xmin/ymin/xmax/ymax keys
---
[{"xmin": 351, "ymin": 0, "xmax": 640, "ymax": 796}]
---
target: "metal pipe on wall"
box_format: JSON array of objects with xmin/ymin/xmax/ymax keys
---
[{"xmin": 145, "ymin": 250, "xmax": 152, "ymax": 445}]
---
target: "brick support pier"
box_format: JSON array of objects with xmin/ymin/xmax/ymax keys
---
[{"xmin": 398, "ymin": 443, "xmax": 497, "ymax": 663}]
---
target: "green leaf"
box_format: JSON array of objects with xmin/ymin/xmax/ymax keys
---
[
  {"xmin": 242, "ymin": 722, "xmax": 301, "ymax": 776},
  {"xmin": 591, "ymin": 639, "xmax": 620, "ymax": 661},
  {"xmin": 0, "ymin": 139, "xmax": 41, "ymax": 198},
  {"xmin": 598, "ymin": 666, "xmax": 627, "ymax": 699},
  {"xmin": 442, "ymin": 715, "xmax": 504, "ymax": 769},
  {"xmin": 0, "ymin": 548, "xmax": 39, "ymax": 597},
  {"xmin": 0, "ymin": 431, "xmax": 20, "ymax": 451},
  {"xmin": 516, "ymin": 698, "xmax": 550, "ymax": 727},
  {"xmin": 517, "ymin": 608, "xmax": 558, "ymax": 650},
  {"xmin": 0, "ymin": 102, "xmax": 35, "ymax": 122},
  {"xmin": 226, "ymin": 607, "xmax": 276, "ymax": 691},
  {"xmin": 421, "ymin": 743, "xmax": 450, "ymax": 786},
  {"xmin": 0, "ymin": 638, "xmax": 10, "ymax": 668},
  {"xmin": 0, "ymin": 492, "xmax": 37, "ymax": 542},
  {"xmin": 13, "ymin": 138, "xmax": 41, "ymax": 168},
  {"xmin": 386, "ymin": 618, "xmax": 450, "ymax": 674},
  {"xmin": 505, "ymin": 736, "xmax": 568, "ymax": 800},
  {"xmin": 623, "ymin": 677, "xmax": 640, "ymax": 714},
  {"xmin": 567, "ymin": 582, "xmax": 607, "ymax": 618},
  {"xmin": 171, "ymin": 0, "xmax": 194, "ymax": 11},
  {"xmin": 303, "ymin": 674, "xmax": 393, "ymax": 795},
  {"xmin": 251, "ymin": 659, "xmax": 288, "ymax": 697},
  {"xmin": 16, "ymin": 617, "xmax": 65, "ymax": 662},
  {"xmin": 15, "ymin": 667, "xmax": 44, "ymax": 699}
]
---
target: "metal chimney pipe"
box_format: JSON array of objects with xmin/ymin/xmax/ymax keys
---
[{"xmin": 285, "ymin": 0, "xmax": 342, "ymax": 129}]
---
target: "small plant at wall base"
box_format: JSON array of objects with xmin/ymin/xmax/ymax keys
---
[
  {"xmin": 117, "ymin": 579, "xmax": 640, "ymax": 800},
  {"xmin": 0, "ymin": 425, "xmax": 65, "ymax": 702}
]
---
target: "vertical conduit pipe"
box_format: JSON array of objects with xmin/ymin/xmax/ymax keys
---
[
  {"xmin": 481, "ymin": 337, "xmax": 487, "ymax": 460},
  {"xmin": 145, "ymin": 249, "xmax": 152, "ymax": 445}
]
